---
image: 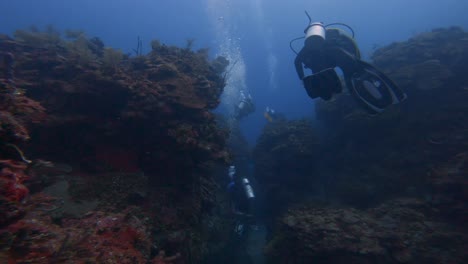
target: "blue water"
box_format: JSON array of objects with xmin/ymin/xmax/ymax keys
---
[{"xmin": 1, "ymin": 0, "xmax": 467, "ymax": 144}]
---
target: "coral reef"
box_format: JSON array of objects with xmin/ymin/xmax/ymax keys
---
[
  {"xmin": 1, "ymin": 197, "xmax": 154, "ymax": 263},
  {"xmin": 312, "ymin": 27, "xmax": 468, "ymax": 207},
  {"xmin": 266, "ymin": 198, "xmax": 467, "ymax": 264},
  {"xmin": 0, "ymin": 26, "xmax": 231, "ymax": 263},
  {"xmin": 428, "ymin": 152, "xmax": 468, "ymax": 225},
  {"xmin": 253, "ymin": 119, "xmax": 320, "ymax": 220},
  {"xmin": 1, "ymin": 34, "xmax": 47, "ymax": 232},
  {"xmin": 372, "ymin": 27, "xmax": 468, "ymax": 92},
  {"xmin": 258, "ymin": 27, "xmax": 468, "ymax": 263},
  {"xmin": 0, "ymin": 160, "xmax": 29, "ymax": 227}
]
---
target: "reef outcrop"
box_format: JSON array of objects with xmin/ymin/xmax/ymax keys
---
[
  {"xmin": 314, "ymin": 26, "xmax": 468, "ymax": 209},
  {"xmin": 266, "ymin": 198, "xmax": 466, "ymax": 264},
  {"xmin": 253, "ymin": 119, "xmax": 320, "ymax": 220},
  {"xmin": 258, "ymin": 27, "xmax": 468, "ymax": 263},
  {"xmin": 0, "ymin": 27, "xmax": 230, "ymax": 263}
]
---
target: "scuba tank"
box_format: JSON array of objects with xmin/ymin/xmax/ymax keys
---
[
  {"xmin": 304, "ymin": 22, "xmax": 326, "ymax": 49},
  {"xmin": 289, "ymin": 10, "xmax": 355, "ymax": 55},
  {"xmin": 228, "ymin": 165, "xmax": 236, "ymax": 179},
  {"xmin": 242, "ymin": 178, "xmax": 255, "ymax": 199},
  {"xmin": 227, "ymin": 165, "xmax": 236, "ymax": 190},
  {"xmin": 238, "ymin": 90, "xmax": 246, "ymax": 109}
]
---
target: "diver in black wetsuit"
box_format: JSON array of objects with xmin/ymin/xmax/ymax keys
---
[
  {"xmin": 292, "ymin": 11, "xmax": 407, "ymax": 114},
  {"xmin": 226, "ymin": 165, "xmax": 256, "ymax": 236}
]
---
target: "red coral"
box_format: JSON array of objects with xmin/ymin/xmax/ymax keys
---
[
  {"xmin": 0, "ymin": 93, "xmax": 46, "ymax": 141},
  {"xmin": 9, "ymin": 95, "xmax": 47, "ymax": 124},
  {"xmin": 0, "ymin": 110, "xmax": 29, "ymax": 141},
  {"xmin": 2, "ymin": 205, "xmax": 155, "ymax": 263},
  {"xmin": 0, "ymin": 159, "xmax": 29, "ymax": 202},
  {"xmin": 61, "ymin": 210, "xmax": 152, "ymax": 263}
]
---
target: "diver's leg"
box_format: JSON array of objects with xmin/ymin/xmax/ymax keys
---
[
  {"xmin": 303, "ymin": 70, "xmax": 337, "ymax": 101},
  {"xmin": 326, "ymin": 47, "xmax": 361, "ymax": 79},
  {"xmin": 303, "ymin": 74, "xmax": 322, "ymax": 99}
]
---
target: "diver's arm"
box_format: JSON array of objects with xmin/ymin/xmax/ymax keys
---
[{"xmin": 294, "ymin": 53, "xmax": 305, "ymax": 80}]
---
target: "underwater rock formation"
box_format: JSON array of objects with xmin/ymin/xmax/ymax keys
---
[
  {"xmin": 313, "ymin": 26, "xmax": 468, "ymax": 207},
  {"xmin": 372, "ymin": 27, "xmax": 468, "ymax": 92},
  {"xmin": 1, "ymin": 196, "xmax": 155, "ymax": 263},
  {"xmin": 266, "ymin": 198, "xmax": 467, "ymax": 264},
  {"xmin": 1, "ymin": 37, "xmax": 47, "ymax": 230},
  {"xmin": 0, "ymin": 27, "xmax": 230, "ymax": 263},
  {"xmin": 259, "ymin": 27, "xmax": 468, "ymax": 263},
  {"xmin": 253, "ymin": 119, "xmax": 320, "ymax": 220}
]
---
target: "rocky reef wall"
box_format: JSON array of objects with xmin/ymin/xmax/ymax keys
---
[
  {"xmin": 256, "ymin": 27, "xmax": 468, "ymax": 263},
  {"xmin": 0, "ymin": 27, "xmax": 231, "ymax": 263}
]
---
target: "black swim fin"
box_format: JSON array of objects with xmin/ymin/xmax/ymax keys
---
[
  {"xmin": 347, "ymin": 60, "xmax": 407, "ymax": 114},
  {"xmin": 303, "ymin": 68, "xmax": 342, "ymax": 101}
]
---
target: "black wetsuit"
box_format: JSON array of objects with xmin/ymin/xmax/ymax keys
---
[
  {"xmin": 294, "ymin": 44, "xmax": 358, "ymax": 81},
  {"xmin": 294, "ymin": 28, "xmax": 366, "ymax": 100},
  {"xmin": 229, "ymin": 180, "xmax": 252, "ymax": 215},
  {"xmin": 294, "ymin": 30, "xmax": 364, "ymax": 100}
]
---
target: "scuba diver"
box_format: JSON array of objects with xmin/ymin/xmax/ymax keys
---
[
  {"xmin": 291, "ymin": 11, "xmax": 407, "ymax": 114},
  {"xmin": 263, "ymin": 106, "xmax": 285, "ymax": 123},
  {"xmin": 264, "ymin": 106, "xmax": 277, "ymax": 122},
  {"xmin": 234, "ymin": 90, "xmax": 255, "ymax": 120},
  {"xmin": 226, "ymin": 165, "xmax": 256, "ymax": 236}
]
